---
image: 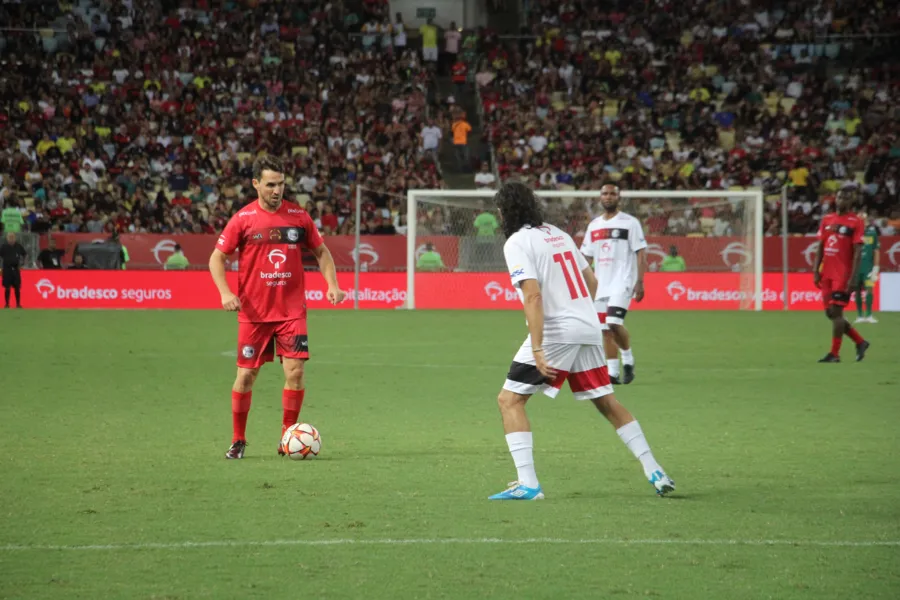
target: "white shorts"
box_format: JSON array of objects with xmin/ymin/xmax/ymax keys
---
[
  {"xmin": 596, "ymin": 292, "xmax": 632, "ymax": 328},
  {"xmin": 503, "ymin": 340, "xmax": 613, "ymax": 401},
  {"xmin": 422, "ymin": 46, "xmax": 438, "ymax": 61}
]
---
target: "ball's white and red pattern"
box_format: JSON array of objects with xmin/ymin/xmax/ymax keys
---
[{"xmin": 280, "ymin": 423, "xmax": 321, "ymax": 460}]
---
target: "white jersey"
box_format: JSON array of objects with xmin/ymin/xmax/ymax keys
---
[
  {"xmin": 504, "ymin": 223, "xmax": 604, "ymax": 345},
  {"xmin": 580, "ymin": 211, "xmax": 647, "ymax": 298}
]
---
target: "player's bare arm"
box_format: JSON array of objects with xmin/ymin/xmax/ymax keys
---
[
  {"xmin": 519, "ymin": 279, "xmax": 557, "ymax": 380},
  {"xmin": 582, "ymin": 266, "xmax": 598, "ymax": 301},
  {"xmin": 310, "ymin": 243, "xmax": 346, "ymax": 305},
  {"xmin": 634, "ymin": 248, "xmax": 647, "ymax": 302},
  {"xmin": 813, "ymin": 243, "xmax": 824, "ymax": 288},
  {"xmin": 209, "ymin": 247, "xmax": 240, "ymax": 311}
]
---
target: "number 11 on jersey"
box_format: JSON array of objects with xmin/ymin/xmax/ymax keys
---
[{"xmin": 553, "ymin": 251, "xmax": 589, "ymax": 299}]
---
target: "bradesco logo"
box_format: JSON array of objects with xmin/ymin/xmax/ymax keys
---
[
  {"xmin": 484, "ymin": 281, "xmax": 518, "ymax": 302},
  {"xmin": 664, "ymin": 279, "xmax": 779, "ymax": 303},
  {"xmin": 33, "ymin": 278, "xmax": 173, "ymax": 303}
]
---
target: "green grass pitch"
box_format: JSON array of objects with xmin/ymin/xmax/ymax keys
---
[{"xmin": 0, "ymin": 309, "xmax": 898, "ymax": 599}]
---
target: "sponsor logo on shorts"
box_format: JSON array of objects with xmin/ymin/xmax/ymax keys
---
[{"xmin": 241, "ymin": 345, "xmax": 255, "ymax": 359}]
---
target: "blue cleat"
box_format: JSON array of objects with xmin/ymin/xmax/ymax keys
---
[
  {"xmin": 649, "ymin": 470, "xmax": 676, "ymax": 496},
  {"xmin": 488, "ymin": 481, "xmax": 544, "ymax": 500}
]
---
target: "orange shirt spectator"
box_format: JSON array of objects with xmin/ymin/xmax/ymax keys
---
[{"xmin": 452, "ymin": 118, "xmax": 471, "ymax": 146}]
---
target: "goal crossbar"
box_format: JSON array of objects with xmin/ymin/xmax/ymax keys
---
[{"xmin": 405, "ymin": 189, "xmax": 764, "ymax": 311}]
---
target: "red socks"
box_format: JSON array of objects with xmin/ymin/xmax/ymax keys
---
[
  {"xmin": 231, "ymin": 389, "xmax": 306, "ymax": 442},
  {"xmin": 830, "ymin": 338, "xmax": 842, "ymax": 356},
  {"xmin": 282, "ymin": 389, "xmax": 305, "ymax": 434},
  {"xmin": 846, "ymin": 327, "xmax": 864, "ymax": 345},
  {"xmin": 231, "ymin": 391, "xmax": 252, "ymax": 443}
]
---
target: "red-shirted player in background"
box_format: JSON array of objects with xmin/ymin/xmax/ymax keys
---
[
  {"xmin": 813, "ymin": 188, "xmax": 870, "ymax": 363},
  {"xmin": 209, "ymin": 156, "xmax": 346, "ymax": 459}
]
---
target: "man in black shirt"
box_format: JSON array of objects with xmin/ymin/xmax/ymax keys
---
[
  {"xmin": 0, "ymin": 232, "xmax": 27, "ymax": 308},
  {"xmin": 38, "ymin": 237, "xmax": 64, "ymax": 269}
]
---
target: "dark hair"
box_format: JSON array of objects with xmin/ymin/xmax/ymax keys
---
[
  {"xmin": 495, "ymin": 182, "xmax": 544, "ymax": 238},
  {"xmin": 253, "ymin": 155, "xmax": 285, "ymax": 180}
]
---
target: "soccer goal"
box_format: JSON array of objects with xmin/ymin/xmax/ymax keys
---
[{"xmin": 400, "ymin": 188, "xmax": 764, "ymax": 311}]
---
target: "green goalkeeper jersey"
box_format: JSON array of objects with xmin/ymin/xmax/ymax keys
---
[{"xmin": 860, "ymin": 225, "xmax": 879, "ymax": 274}]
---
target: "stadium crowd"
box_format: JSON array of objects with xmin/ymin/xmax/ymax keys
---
[
  {"xmin": 1, "ymin": 0, "xmax": 899, "ymax": 245},
  {"xmin": 0, "ymin": 0, "xmax": 442, "ymax": 239},
  {"xmin": 477, "ymin": 0, "xmax": 900, "ymax": 236}
]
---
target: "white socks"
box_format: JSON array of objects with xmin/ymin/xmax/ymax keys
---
[
  {"xmin": 616, "ymin": 420, "xmax": 662, "ymax": 479},
  {"xmin": 620, "ymin": 347, "xmax": 634, "ymax": 366},
  {"xmin": 608, "ymin": 358, "xmax": 620, "ymax": 377},
  {"xmin": 505, "ymin": 432, "xmax": 539, "ymax": 488}
]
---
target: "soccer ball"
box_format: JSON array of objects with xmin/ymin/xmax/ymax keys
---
[{"xmin": 280, "ymin": 423, "xmax": 322, "ymax": 460}]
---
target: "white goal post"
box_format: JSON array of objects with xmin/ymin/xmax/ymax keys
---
[{"xmin": 404, "ymin": 188, "xmax": 765, "ymax": 311}]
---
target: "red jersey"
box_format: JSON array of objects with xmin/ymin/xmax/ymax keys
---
[
  {"xmin": 817, "ymin": 212, "xmax": 863, "ymax": 275},
  {"xmin": 217, "ymin": 200, "xmax": 324, "ymax": 323}
]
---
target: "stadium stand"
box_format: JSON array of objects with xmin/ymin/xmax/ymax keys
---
[
  {"xmin": 0, "ymin": 0, "xmax": 441, "ymax": 239},
  {"xmin": 477, "ymin": 0, "xmax": 900, "ymax": 235},
  {"xmin": 1, "ymin": 0, "xmax": 898, "ymax": 247}
]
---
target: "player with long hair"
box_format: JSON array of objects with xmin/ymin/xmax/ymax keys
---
[{"xmin": 489, "ymin": 182, "xmax": 674, "ymax": 500}]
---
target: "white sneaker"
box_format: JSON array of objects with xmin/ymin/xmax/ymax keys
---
[
  {"xmin": 867, "ymin": 316, "xmax": 878, "ymax": 323},
  {"xmin": 854, "ymin": 316, "xmax": 866, "ymax": 323}
]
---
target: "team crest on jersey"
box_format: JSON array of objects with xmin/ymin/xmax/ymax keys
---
[
  {"xmin": 286, "ymin": 228, "xmax": 299, "ymax": 242},
  {"xmin": 611, "ymin": 229, "xmax": 620, "ymax": 238},
  {"xmin": 269, "ymin": 228, "xmax": 283, "ymax": 241},
  {"xmin": 838, "ymin": 226, "xmax": 848, "ymax": 234}
]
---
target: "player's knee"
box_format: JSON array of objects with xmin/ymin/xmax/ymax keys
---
[
  {"xmin": 234, "ymin": 368, "xmax": 259, "ymax": 391},
  {"xmin": 497, "ymin": 389, "xmax": 526, "ymax": 412},
  {"xmin": 283, "ymin": 361, "xmax": 305, "ymax": 389}
]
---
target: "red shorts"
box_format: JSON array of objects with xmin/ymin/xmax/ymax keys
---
[
  {"xmin": 237, "ymin": 318, "xmax": 309, "ymax": 369},
  {"xmin": 820, "ymin": 274, "xmax": 851, "ymax": 308}
]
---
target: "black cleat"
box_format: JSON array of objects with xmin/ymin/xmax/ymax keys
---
[
  {"xmin": 818, "ymin": 353, "xmax": 840, "ymax": 363},
  {"xmin": 855, "ymin": 340, "xmax": 870, "ymax": 362},
  {"xmin": 622, "ymin": 363, "xmax": 635, "ymax": 384},
  {"xmin": 278, "ymin": 443, "xmax": 286, "ymax": 456},
  {"xmin": 609, "ymin": 374, "xmax": 620, "ymax": 385},
  {"xmin": 225, "ymin": 440, "xmax": 247, "ymax": 459}
]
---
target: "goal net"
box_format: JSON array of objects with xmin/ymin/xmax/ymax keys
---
[{"xmin": 400, "ymin": 189, "xmax": 764, "ymax": 310}]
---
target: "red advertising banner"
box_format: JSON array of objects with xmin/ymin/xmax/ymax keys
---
[
  {"xmin": 46, "ymin": 233, "xmax": 900, "ymax": 272},
  {"xmin": 20, "ymin": 271, "xmax": 876, "ymax": 311},
  {"xmin": 48, "ymin": 233, "xmax": 460, "ymax": 271},
  {"xmin": 413, "ymin": 272, "xmax": 879, "ymax": 311},
  {"xmin": 22, "ymin": 271, "xmax": 408, "ymax": 310}
]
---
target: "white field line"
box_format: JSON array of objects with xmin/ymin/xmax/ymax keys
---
[{"xmin": 1, "ymin": 537, "xmax": 898, "ymax": 552}]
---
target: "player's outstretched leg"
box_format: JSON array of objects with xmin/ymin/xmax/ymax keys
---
[
  {"xmin": 603, "ymin": 330, "xmax": 621, "ymax": 384},
  {"xmin": 279, "ymin": 358, "xmax": 306, "ymax": 456},
  {"xmin": 591, "ymin": 393, "xmax": 675, "ymax": 496},
  {"xmin": 489, "ymin": 389, "xmax": 544, "ymax": 500},
  {"xmin": 226, "ymin": 367, "xmax": 258, "ymax": 459},
  {"xmin": 608, "ymin": 322, "xmax": 635, "ymax": 384}
]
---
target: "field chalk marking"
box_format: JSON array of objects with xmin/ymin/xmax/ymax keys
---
[{"xmin": 2, "ymin": 537, "xmax": 898, "ymax": 552}]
